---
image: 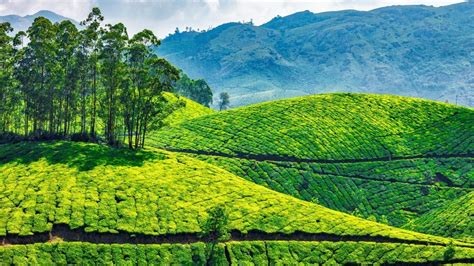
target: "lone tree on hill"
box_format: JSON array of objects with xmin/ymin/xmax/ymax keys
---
[
  {"xmin": 200, "ymin": 205, "xmax": 230, "ymax": 265},
  {"xmin": 218, "ymin": 92, "xmax": 230, "ymax": 111}
]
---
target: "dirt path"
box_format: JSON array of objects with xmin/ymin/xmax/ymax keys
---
[{"xmin": 2, "ymin": 224, "xmax": 473, "ymax": 248}]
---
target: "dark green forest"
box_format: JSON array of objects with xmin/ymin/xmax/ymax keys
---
[{"xmin": 0, "ymin": 8, "xmax": 213, "ymax": 149}]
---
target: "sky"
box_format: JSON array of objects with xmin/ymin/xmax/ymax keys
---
[{"xmin": 0, "ymin": 0, "xmax": 465, "ymax": 37}]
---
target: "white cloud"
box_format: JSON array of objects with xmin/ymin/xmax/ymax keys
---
[
  {"xmin": 0, "ymin": 0, "xmax": 465, "ymax": 37},
  {"xmin": 0, "ymin": 0, "xmax": 93, "ymax": 20}
]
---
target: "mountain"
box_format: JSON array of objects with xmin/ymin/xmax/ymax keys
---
[
  {"xmin": 155, "ymin": 2, "xmax": 474, "ymax": 107},
  {"xmin": 0, "ymin": 10, "xmax": 79, "ymax": 33},
  {"xmin": 149, "ymin": 93, "xmax": 474, "ymax": 235},
  {"xmin": 1, "ymin": 141, "xmax": 473, "ymax": 264}
]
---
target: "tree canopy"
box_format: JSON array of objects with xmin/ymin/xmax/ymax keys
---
[{"xmin": 0, "ymin": 8, "xmax": 188, "ymax": 149}]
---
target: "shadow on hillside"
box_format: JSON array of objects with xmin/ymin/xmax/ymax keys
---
[{"xmin": 0, "ymin": 141, "xmax": 164, "ymax": 171}]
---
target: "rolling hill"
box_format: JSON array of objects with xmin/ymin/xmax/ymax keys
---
[
  {"xmin": 406, "ymin": 191, "xmax": 473, "ymax": 241},
  {"xmin": 149, "ymin": 93, "xmax": 474, "ymax": 234},
  {"xmin": 156, "ymin": 2, "xmax": 474, "ymax": 107},
  {"xmin": 0, "ymin": 141, "xmax": 473, "ymax": 264},
  {"xmin": 162, "ymin": 92, "xmax": 215, "ymax": 127}
]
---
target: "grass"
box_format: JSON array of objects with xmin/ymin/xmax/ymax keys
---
[
  {"xmin": 1, "ymin": 241, "xmax": 474, "ymax": 265},
  {"xmin": 0, "ymin": 141, "xmax": 470, "ymax": 247}
]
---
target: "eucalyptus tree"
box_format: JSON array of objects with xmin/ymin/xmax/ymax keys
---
[
  {"xmin": 56, "ymin": 20, "xmax": 79, "ymax": 135},
  {"xmin": 80, "ymin": 7, "xmax": 104, "ymax": 137},
  {"xmin": 23, "ymin": 17, "xmax": 57, "ymax": 135},
  {"xmin": 100, "ymin": 23, "xmax": 128, "ymax": 145},
  {"xmin": 0, "ymin": 22, "xmax": 16, "ymax": 133}
]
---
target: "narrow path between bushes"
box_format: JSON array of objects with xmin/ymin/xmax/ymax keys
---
[
  {"xmin": 158, "ymin": 147, "xmax": 473, "ymax": 165},
  {"xmin": 1, "ymin": 224, "xmax": 473, "ymax": 248}
]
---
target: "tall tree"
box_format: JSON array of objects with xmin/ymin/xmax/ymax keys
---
[
  {"xmin": 56, "ymin": 20, "xmax": 79, "ymax": 136},
  {"xmin": 24, "ymin": 17, "xmax": 57, "ymax": 136},
  {"xmin": 100, "ymin": 23, "xmax": 128, "ymax": 145},
  {"xmin": 0, "ymin": 23, "xmax": 17, "ymax": 133},
  {"xmin": 175, "ymin": 72, "xmax": 213, "ymax": 107},
  {"xmin": 1, "ymin": 8, "xmax": 186, "ymax": 149},
  {"xmin": 218, "ymin": 92, "xmax": 230, "ymax": 111},
  {"xmin": 80, "ymin": 7, "xmax": 104, "ymax": 137}
]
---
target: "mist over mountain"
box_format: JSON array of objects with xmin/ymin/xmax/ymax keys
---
[
  {"xmin": 0, "ymin": 10, "xmax": 79, "ymax": 33},
  {"xmin": 156, "ymin": 2, "xmax": 474, "ymax": 107}
]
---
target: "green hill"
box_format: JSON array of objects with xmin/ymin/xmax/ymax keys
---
[
  {"xmin": 1, "ymin": 141, "xmax": 473, "ymax": 264},
  {"xmin": 149, "ymin": 93, "xmax": 473, "ymax": 232},
  {"xmin": 405, "ymin": 192, "xmax": 474, "ymax": 241},
  {"xmin": 162, "ymin": 92, "xmax": 215, "ymax": 127}
]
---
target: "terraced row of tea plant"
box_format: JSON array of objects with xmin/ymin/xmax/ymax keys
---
[
  {"xmin": 162, "ymin": 92, "xmax": 214, "ymax": 127},
  {"xmin": 190, "ymin": 155, "xmax": 473, "ymax": 230},
  {"xmin": 1, "ymin": 241, "xmax": 473, "ymax": 265},
  {"xmin": 405, "ymin": 192, "xmax": 473, "ymax": 241},
  {"xmin": 0, "ymin": 141, "xmax": 468, "ymax": 246},
  {"xmin": 148, "ymin": 93, "xmax": 474, "ymax": 239},
  {"xmin": 150, "ymin": 93, "xmax": 473, "ymax": 161}
]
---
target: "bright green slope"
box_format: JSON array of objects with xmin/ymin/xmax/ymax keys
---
[
  {"xmin": 148, "ymin": 93, "xmax": 474, "ymax": 236},
  {"xmin": 2, "ymin": 241, "xmax": 474, "ymax": 265},
  {"xmin": 1, "ymin": 141, "xmax": 473, "ymax": 264},
  {"xmin": 150, "ymin": 93, "xmax": 473, "ymax": 160},
  {"xmin": 162, "ymin": 92, "xmax": 214, "ymax": 127},
  {"xmin": 0, "ymin": 141, "xmax": 469, "ymax": 244},
  {"xmin": 405, "ymin": 191, "xmax": 473, "ymax": 241}
]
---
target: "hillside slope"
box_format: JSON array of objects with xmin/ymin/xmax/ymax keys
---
[
  {"xmin": 150, "ymin": 93, "xmax": 473, "ymax": 160},
  {"xmin": 406, "ymin": 192, "xmax": 473, "ymax": 241},
  {"xmin": 149, "ymin": 93, "xmax": 474, "ymax": 233},
  {"xmin": 162, "ymin": 92, "xmax": 214, "ymax": 127},
  {"xmin": 0, "ymin": 141, "xmax": 461, "ymax": 243},
  {"xmin": 1, "ymin": 141, "xmax": 473, "ymax": 264},
  {"xmin": 156, "ymin": 2, "xmax": 474, "ymax": 107}
]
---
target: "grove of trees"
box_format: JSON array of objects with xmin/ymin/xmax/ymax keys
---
[
  {"xmin": 174, "ymin": 72, "xmax": 213, "ymax": 107},
  {"xmin": 0, "ymin": 8, "xmax": 185, "ymax": 149}
]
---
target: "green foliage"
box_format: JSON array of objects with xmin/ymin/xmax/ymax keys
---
[
  {"xmin": 150, "ymin": 93, "xmax": 473, "ymax": 160},
  {"xmin": 162, "ymin": 92, "xmax": 214, "ymax": 127},
  {"xmin": 191, "ymin": 155, "xmax": 472, "ymax": 230},
  {"xmin": 148, "ymin": 93, "xmax": 473, "ymax": 239},
  {"xmin": 0, "ymin": 141, "xmax": 466, "ymax": 247},
  {"xmin": 0, "ymin": 8, "xmax": 184, "ymax": 149},
  {"xmin": 1, "ymin": 241, "xmax": 473, "ymax": 265},
  {"xmin": 218, "ymin": 92, "xmax": 230, "ymax": 111},
  {"xmin": 200, "ymin": 205, "xmax": 230, "ymax": 241},
  {"xmin": 444, "ymin": 242, "xmax": 456, "ymax": 261},
  {"xmin": 174, "ymin": 72, "xmax": 213, "ymax": 107},
  {"xmin": 406, "ymin": 192, "xmax": 474, "ymax": 240}
]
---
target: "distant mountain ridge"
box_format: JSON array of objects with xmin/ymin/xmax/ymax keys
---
[
  {"xmin": 155, "ymin": 2, "xmax": 474, "ymax": 107},
  {"xmin": 0, "ymin": 10, "xmax": 79, "ymax": 33}
]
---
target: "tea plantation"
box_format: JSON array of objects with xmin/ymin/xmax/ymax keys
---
[
  {"xmin": 189, "ymin": 155, "xmax": 473, "ymax": 229},
  {"xmin": 150, "ymin": 93, "xmax": 473, "ymax": 160},
  {"xmin": 2, "ymin": 241, "xmax": 474, "ymax": 265},
  {"xmin": 406, "ymin": 191, "xmax": 473, "ymax": 241},
  {"xmin": 1, "ymin": 141, "xmax": 465, "ymax": 243},
  {"xmin": 162, "ymin": 92, "xmax": 214, "ymax": 127},
  {"xmin": 1, "ymin": 93, "xmax": 473, "ymax": 264},
  {"xmin": 149, "ymin": 93, "xmax": 474, "ymax": 238}
]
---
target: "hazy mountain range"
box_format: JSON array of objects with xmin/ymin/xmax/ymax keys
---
[
  {"xmin": 156, "ymin": 2, "xmax": 474, "ymax": 107},
  {"xmin": 1, "ymin": 3, "xmax": 473, "ymax": 107},
  {"xmin": 0, "ymin": 10, "xmax": 79, "ymax": 34}
]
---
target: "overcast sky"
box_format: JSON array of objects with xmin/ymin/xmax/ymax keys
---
[{"xmin": 0, "ymin": 0, "xmax": 465, "ymax": 37}]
